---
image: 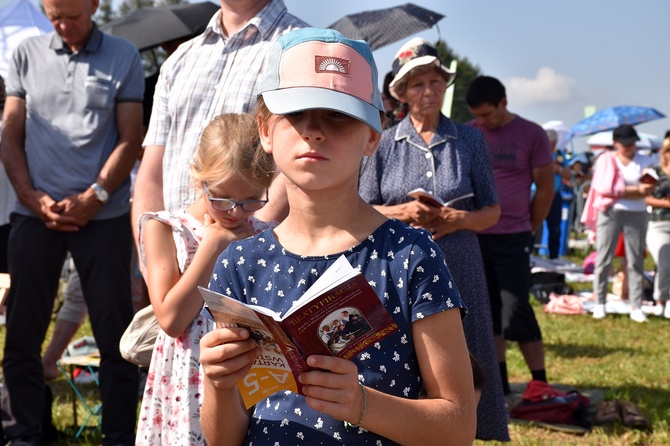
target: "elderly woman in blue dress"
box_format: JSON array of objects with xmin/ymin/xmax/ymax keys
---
[{"xmin": 358, "ymin": 38, "xmax": 508, "ymax": 441}]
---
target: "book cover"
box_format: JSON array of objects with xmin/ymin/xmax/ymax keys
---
[
  {"xmin": 199, "ymin": 256, "xmax": 399, "ymax": 408},
  {"xmin": 639, "ymin": 169, "xmax": 659, "ymax": 185}
]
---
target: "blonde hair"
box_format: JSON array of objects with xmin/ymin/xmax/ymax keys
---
[
  {"xmin": 190, "ymin": 113, "xmax": 274, "ymax": 190},
  {"xmin": 660, "ymin": 137, "xmax": 670, "ymax": 169}
]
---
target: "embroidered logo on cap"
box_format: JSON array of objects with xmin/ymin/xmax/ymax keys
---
[{"xmin": 315, "ymin": 56, "xmax": 350, "ymax": 76}]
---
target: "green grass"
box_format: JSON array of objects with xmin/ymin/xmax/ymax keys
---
[{"xmin": 2, "ymin": 243, "xmax": 670, "ymax": 445}]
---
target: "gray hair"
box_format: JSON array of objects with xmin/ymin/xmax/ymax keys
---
[{"xmin": 545, "ymin": 129, "xmax": 558, "ymax": 144}]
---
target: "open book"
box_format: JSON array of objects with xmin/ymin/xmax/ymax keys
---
[
  {"xmin": 407, "ymin": 187, "xmax": 475, "ymax": 208},
  {"xmin": 199, "ymin": 256, "xmax": 399, "ymax": 409},
  {"xmin": 639, "ymin": 169, "xmax": 659, "ymax": 185}
]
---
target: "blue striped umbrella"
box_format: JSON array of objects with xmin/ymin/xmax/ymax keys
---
[{"xmin": 568, "ymin": 105, "xmax": 665, "ymax": 139}]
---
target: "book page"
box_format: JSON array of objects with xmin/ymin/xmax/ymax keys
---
[
  {"xmin": 198, "ymin": 287, "xmax": 309, "ymax": 409},
  {"xmin": 407, "ymin": 187, "xmax": 445, "ymax": 207},
  {"xmin": 444, "ymin": 192, "xmax": 475, "ymax": 207},
  {"xmin": 285, "ymin": 255, "xmax": 358, "ymax": 318}
]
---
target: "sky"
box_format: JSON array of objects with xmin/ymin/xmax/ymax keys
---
[
  {"xmin": 282, "ymin": 0, "xmax": 670, "ymax": 153},
  {"xmin": 9, "ymin": 0, "xmax": 669, "ymax": 152}
]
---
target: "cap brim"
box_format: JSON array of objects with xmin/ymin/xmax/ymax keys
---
[
  {"xmin": 389, "ymin": 56, "xmax": 456, "ymax": 100},
  {"xmin": 262, "ymin": 87, "xmax": 382, "ymax": 134},
  {"xmin": 614, "ymin": 137, "xmax": 640, "ymax": 146}
]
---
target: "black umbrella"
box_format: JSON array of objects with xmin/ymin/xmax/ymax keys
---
[
  {"xmin": 327, "ymin": 3, "xmax": 444, "ymax": 51},
  {"xmin": 100, "ymin": 2, "xmax": 219, "ymax": 52}
]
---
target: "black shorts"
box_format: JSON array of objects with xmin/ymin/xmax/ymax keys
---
[{"xmin": 478, "ymin": 232, "xmax": 542, "ymax": 342}]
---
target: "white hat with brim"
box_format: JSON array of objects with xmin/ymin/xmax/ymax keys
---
[{"xmin": 388, "ymin": 38, "xmax": 456, "ymax": 101}]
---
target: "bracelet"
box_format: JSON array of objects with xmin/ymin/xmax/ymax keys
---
[{"xmin": 345, "ymin": 382, "xmax": 367, "ymax": 429}]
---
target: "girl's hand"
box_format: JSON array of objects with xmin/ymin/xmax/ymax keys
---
[
  {"xmin": 201, "ymin": 213, "xmax": 256, "ymax": 251},
  {"xmin": 200, "ymin": 327, "xmax": 261, "ymax": 391},
  {"xmin": 299, "ymin": 355, "xmax": 366, "ymax": 425}
]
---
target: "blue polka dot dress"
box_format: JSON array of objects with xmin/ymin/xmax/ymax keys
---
[{"xmin": 209, "ymin": 219, "xmax": 466, "ymax": 445}]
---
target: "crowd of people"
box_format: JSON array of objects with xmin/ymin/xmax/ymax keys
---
[{"xmin": 0, "ymin": 0, "xmax": 667, "ymax": 445}]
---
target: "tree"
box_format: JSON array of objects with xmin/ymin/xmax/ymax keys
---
[
  {"xmin": 435, "ymin": 40, "xmax": 481, "ymax": 124},
  {"xmin": 96, "ymin": 0, "xmax": 114, "ymax": 24}
]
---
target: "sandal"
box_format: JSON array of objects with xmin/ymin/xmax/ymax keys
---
[
  {"xmin": 595, "ymin": 400, "xmax": 621, "ymax": 424},
  {"xmin": 619, "ymin": 401, "xmax": 651, "ymax": 431}
]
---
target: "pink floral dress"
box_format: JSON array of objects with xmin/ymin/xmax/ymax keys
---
[{"xmin": 135, "ymin": 210, "xmax": 274, "ymax": 445}]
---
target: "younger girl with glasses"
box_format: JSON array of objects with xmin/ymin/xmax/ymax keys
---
[{"xmin": 135, "ymin": 113, "xmax": 276, "ymax": 445}]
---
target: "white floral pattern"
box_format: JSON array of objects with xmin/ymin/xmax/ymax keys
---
[
  {"xmin": 135, "ymin": 211, "xmax": 273, "ymax": 445},
  {"xmin": 209, "ymin": 219, "xmax": 465, "ymax": 445}
]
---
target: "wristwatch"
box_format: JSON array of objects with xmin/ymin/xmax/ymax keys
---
[{"xmin": 90, "ymin": 182, "xmax": 109, "ymax": 205}]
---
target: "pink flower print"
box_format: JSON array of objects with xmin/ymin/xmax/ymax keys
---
[{"xmin": 189, "ymin": 371, "xmax": 202, "ymax": 387}]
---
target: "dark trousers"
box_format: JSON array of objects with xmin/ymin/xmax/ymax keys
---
[
  {"xmin": 478, "ymin": 232, "xmax": 542, "ymax": 342},
  {"xmin": 545, "ymin": 191, "xmax": 563, "ymax": 259},
  {"xmin": 0, "ymin": 223, "xmax": 10, "ymax": 272},
  {"xmin": 1, "ymin": 214, "xmax": 138, "ymax": 445}
]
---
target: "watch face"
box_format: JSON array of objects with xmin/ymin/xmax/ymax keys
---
[{"xmin": 92, "ymin": 183, "xmax": 109, "ymax": 203}]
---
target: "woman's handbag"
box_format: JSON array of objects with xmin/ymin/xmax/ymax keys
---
[{"xmin": 119, "ymin": 304, "xmax": 160, "ymax": 367}]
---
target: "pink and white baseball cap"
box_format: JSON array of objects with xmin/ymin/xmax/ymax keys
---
[{"xmin": 257, "ymin": 28, "xmax": 384, "ymax": 133}]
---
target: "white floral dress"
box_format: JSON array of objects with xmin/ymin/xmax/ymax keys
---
[{"xmin": 135, "ymin": 210, "xmax": 274, "ymax": 445}]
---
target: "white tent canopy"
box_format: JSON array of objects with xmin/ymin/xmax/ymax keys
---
[{"xmin": 0, "ymin": 0, "xmax": 51, "ymax": 78}]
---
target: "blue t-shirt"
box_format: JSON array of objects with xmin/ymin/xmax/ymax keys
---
[{"xmin": 209, "ymin": 219, "xmax": 466, "ymax": 445}]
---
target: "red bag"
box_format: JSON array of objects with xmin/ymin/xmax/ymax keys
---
[{"xmin": 510, "ymin": 380, "xmax": 591, "ymax": 427}]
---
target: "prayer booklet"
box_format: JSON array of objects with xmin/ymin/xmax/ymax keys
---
[
  {"xmin": 198, "ymin": 255, "xmax": 398, "ymax": 409},
  {"xmin": 407, "ymin": 188, "xmax": 475, "ymax": 207},
  {"xmin": 639, "ymin": 169, "xmax": 659, "ymax": 185}
]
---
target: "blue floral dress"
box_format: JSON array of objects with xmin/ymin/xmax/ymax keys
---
[
  {"xmin": 209, "ymin": 219, "xmax": 466, "ymax": 445},
  {"xmin": 359, "ymin": 115, "xmax": 509, "ymax": 441}
]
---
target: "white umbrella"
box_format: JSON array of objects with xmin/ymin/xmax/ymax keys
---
[
  {"xmin": 542, "ymin": 120, "xmax": 569, "ymax": 150},
  {"xmin": 586, "ymin": 130, "xmax": 662, "ymax": 150}
]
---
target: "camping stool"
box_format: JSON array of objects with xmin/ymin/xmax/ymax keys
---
[{"xmin": 57, "ymin": 354, "xmax": 101, "ymax": 443}]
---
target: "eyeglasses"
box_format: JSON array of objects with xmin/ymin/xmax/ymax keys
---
[{"xmin": 201, "ymin": 181, "xmax": 268, "ymax": 212}]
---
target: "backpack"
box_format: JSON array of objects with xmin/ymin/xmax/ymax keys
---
[
  {"xmin": 530, "ymin": 271, "xmax": 574, "ymax": 304},
  {"xmin": 510, "ymin": 380, "xmax": 591, "ymax": 427}
]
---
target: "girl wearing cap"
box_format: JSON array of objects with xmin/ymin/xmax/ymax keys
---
[
  {"xmin": 358, "ymin": 38, "xmax": 508, "ymax": 440},
  {"xmin": 199, "ymin": 28, "xmax": 476, "ymax": 446}
]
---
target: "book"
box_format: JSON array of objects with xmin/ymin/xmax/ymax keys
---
[
  {"xmin": 639, "ymin": 169, "xmax": 659, "ymax": 185},
  {"xmin": 407, "ymin": 188, "xmax": 475, "ymax": 208},
  {"xmin": 198, "ymin": 255, "xmax": 399, "ymax": 409}
]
